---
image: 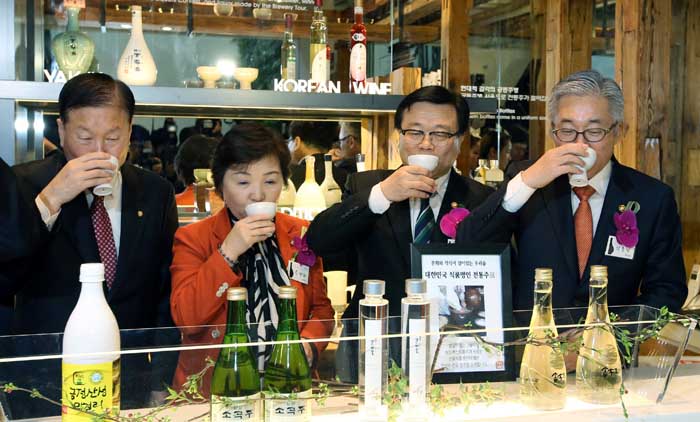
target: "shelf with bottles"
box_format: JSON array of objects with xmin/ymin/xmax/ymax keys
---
[{"xmin": 0, "ymin": 302, "xmax": 696, "ymax": 421}]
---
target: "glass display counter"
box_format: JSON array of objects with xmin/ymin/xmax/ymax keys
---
[{"xmin": 0, "ymin": 305, "xmax": 697, "ymax": 421}]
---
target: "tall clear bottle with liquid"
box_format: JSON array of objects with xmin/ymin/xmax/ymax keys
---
[
  {"xmin": 211, "ymin": 287, "xmax": 262, "ymax": 421},
  {"xmin": 263, "ymin": 286, "xmax": 312, "ymax": 421},
  {"xmin": 576, "ymin": 265, "xmax": 622, "ymax": 404},
  {"xmin": 359, "ymin": 280, "xmax": 389, "ymax": 420},
  {"xmin": 280, "ymin": 13, "xmax": 297, "ymax": 80},
  {"xmin": 400, "ymin": 279, "xmax": 430, "ymax": 417},
  {"xmin": 319, "ymin": 154, "xmax": 341, "ymax": 206},
  {"xmin": 62, "ymin": 264, "xmax": 120, "ymax": 422},
  {"xmin": 309, "ymin": 0, "xmax": 329, "ymax": 84},
  {"xmin": 519, "ymin": 268, "xmax": 566, "ymax": 410}
]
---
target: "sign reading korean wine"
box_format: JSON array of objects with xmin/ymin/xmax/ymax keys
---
[{"xmin": 410, "ymin": 244, "xmax": 515, "ymax": 383}]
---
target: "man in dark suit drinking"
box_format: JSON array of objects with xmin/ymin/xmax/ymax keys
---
[
  {"xmin": 1, "ymin": 73, "xmax": 178, "ymax": 417},
  {"xmin": 457, "ymin": 69, "xmax": 687, "ymax": 313}
]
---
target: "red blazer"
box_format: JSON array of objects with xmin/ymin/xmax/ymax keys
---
[{"xmin": 170, "ymin": 209, "xmax": 334, "ymax": 390}]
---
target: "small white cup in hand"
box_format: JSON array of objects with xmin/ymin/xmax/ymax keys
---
[
  {"xmin": 569, "ymin": 147, "xmax": 597, "ymax": 187},
  {"xmin": 407, "ymin": 154, "xmax": 439, "ymax": 172},
  {"xmin": 245, "ymin": 202, "xmax": 277, "ymax": 219},
  {"xmin": 93, "ymin": 155, "xmax": 119, "ymax": 197}
]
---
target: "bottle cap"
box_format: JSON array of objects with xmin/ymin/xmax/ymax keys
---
[
  {"xmin": 324, "ymin": 154, "xmax": 332, "ymax": 162},
  {"xmin": 489, "ymin": 159, "xmax": 499, "ymax": 168},
  {"xmin": 284, "ymin": 13, "xmax": 294, "ymax": 28},
  {"xmin": 363, "ymin": 279, "xmax": 385, "ymax": 296},
  {"xmin": 534, "ymin": 268, "xmax": 552, "ymax": 281},
  {"xmin": 356, "ymin": 153, "xmax": 365, "ymax": 162},
  {"xmin": 315, "ymin": 0, "xmax": 323, "ymax": 7},
  {"xmin": 226, "ymin": 287, "xmax": 247, "ymax": 301},
  {"xmin": 79, "ymin": 263, "xmax": 105, "ymax": 283},
  {"xmin": 405, "ymin": 278, "xmax": 426, "ymax": 295},
  {"xmin": 478, "ymin": 158, "xmax": 489, "ymax": 166},
  {"xmin": 279, "ymin": 285, "xmax": 297, "ymax": 299},
  {"xmin": 590, "ymin": 265, "xmax": 608, "ymax": 279}
]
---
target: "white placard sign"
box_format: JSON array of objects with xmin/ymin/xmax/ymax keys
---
[{"xmin": 421, "ymin": 254, "xmax": 505, "ymax": 373}]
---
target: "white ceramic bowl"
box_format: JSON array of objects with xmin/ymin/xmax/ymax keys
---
[
  {"xmin": 196, "ymin": 66, "xmax": 222, "ymax": 88},
  {"xmin": 407, "ymin": 154, "xmax": 439, "ymax": 172},
  {"xmin": 245, "ymin": 202, "xmax": 277, "ymax": 218}
]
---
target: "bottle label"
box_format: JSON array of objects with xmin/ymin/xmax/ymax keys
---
[
  {"xmin": 351, "ymin": 32, "xmax": 366, "ymax": 43},
  {"xmin": 349, "ymin": 43, "xmax": 367, "ymax": 82},
  {"xmin": 62, "ymin": 359, "xmax": 119, "ymax": 421},
  {"xmin": 286, "ymin": 57, "xmax": 297, "ymax": 80},
  {"xmin": 364, "ymin": 319, "xmax": 383, "ymax": 408},
  {"xmin": 211, "ymin": 393, "xmax": 261, "ymax": 422},
  {"xmin": 310, "ymin": 47, "xmax": 328, "ymax": 82},
  {"xmin": 408, "ymin": 318, "xmax": 427, "ymax": 405},
  {"xmin": 264, "ymin": 389, "xmax": 312, "ymax": 421}
]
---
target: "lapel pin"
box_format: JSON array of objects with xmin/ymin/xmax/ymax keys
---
[{"xmin": 137, "ymin": 210, "xmax": 144, "ymax": 217}]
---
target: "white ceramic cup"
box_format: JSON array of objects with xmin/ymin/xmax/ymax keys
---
[
  {"xmin": 245, "ymin": 201, "xmax": 277, "ymax": 219},
  {"xmin": 93, "ymin": 156, "xmax": 119, "ymax": 197},
  {"xmin": 569, "ymin": 147, "xmax": 598, "ymax": 187},
  {"xmin": 407, "ymin": 154, "xmax": 439, "ymax": 172}
]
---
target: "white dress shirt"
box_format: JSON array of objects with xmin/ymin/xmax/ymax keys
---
[
  {"xmin": 368, "ymin": 171, "xmax": 451, "ymax": 238},
  {"xmin": 35, "ymin": 171, "xmax": 123, "ymax": 258},
  {"xmin": 502, "ymin": 161, "xmax": 613, "ymax": 236}
]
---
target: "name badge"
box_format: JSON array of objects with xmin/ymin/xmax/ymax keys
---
[
  {"xmin": 287, "ymin": 261, "xmax": 310, "ymax": 284},
  {"xmin": 605, "ymin": 235, "xmax": 635, "ymax": 260}
]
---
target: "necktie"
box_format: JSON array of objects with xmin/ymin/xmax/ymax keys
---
[
  {"xmin": 573, "ymin": 186, "xmax": 596, "ymax": 278},
  {"xmin": 91, "ymin": 196, "xmax": 117, "ymax": 289},
  {"xmin": 414, "ymin": 197, "xmax": 435, "ymax": 244}
]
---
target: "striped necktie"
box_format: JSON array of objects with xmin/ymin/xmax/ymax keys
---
[
  {"xmin": 413, "ymin": 197, "xmax": 435, "ymax": 244},
  {"xmin": 91, "ymin": 196, "xmax": 117, "ymax": 289}
]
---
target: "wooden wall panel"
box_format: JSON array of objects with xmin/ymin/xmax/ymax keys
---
[
  {"xmin": 529, "ymin": 0, "xmax": 546, "ymax": 159},
  {"xmin": 440, "ymin": 0, "xmax": 472, "ymax": 91}
]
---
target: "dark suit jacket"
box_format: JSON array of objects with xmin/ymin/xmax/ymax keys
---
[
  {"xmin": 306, "ymin": 168, "xmax": 494, "ymax": 317},
  {"xmin": 3, "ymin": 152, "xmax": 178, "ymax": 334},
  {"xmin": 290, "ymin": 153, "xmax": 350, "ymax": 193},
  {"xmin": 0, "ymin": 157, "xmax": 42, "ymax": 263},
  {"xmin": 456, "ymin": 159, "xmax": 687, "ymax": 312}
]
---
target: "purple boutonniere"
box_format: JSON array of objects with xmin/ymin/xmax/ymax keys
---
[
  {"xmin": 439, "ymin": 205, "xmax": 471, "ymax": 239},
  {"xmin": 291, "ymin": 234, "xmax": 317, "ymax": 267},
  {"xmin": 614, "ymin": 202, "xmax": 640, "ymax": 248}
]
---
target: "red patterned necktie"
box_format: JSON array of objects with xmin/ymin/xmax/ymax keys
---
[
  {"xmin": 573, "ymin": 186, "xmax": 596, "ymax": 278},
  {"xmin": 91, "ymin": 196, "xmax": 117, "ymax": 289}
]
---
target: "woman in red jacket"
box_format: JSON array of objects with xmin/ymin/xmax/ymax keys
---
[{"xmin": 170, "ymin": 123, "xmax": 334, "ymax": 391}]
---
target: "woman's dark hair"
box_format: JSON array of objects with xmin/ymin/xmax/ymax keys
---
[
  {"xmin": 212, "ymin": 123, "xmax": 291, "ymax": 195},
  {"xmin": 174, "ymin": 135, "xmax": 219, "ymax": 185},
  {"xmin": 479, "ymin": 128, "xmax": 511, "ymax": 159},
  {"xmin": 58, "ymin": 73, "xmax": 135, "ymax": 123},
  {"xmin": 289, "ymin": 121, "xmax": 339, "ymax": 151},
  {"xmin": 394, "ymin": 86, "xmax": 470, "ymax": 135}
]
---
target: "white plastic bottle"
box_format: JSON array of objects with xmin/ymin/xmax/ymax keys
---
[
  {"xmin": 320, "ymin": 154, "xmax": 341, "ymax": 206},
  {"xmin": 117, "ymin": 5, "xmax": 158, "ymax": 86},
  {"xmin": 62, "ymin": 263, "xmax": 121, "ymax": 421}
]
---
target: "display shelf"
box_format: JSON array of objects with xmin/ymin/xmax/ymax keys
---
[{"xmin": 0, "ymin": 81, "xmax": 498, "ymax": 120}]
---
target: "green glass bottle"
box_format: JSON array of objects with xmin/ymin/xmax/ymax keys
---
[
  {"xmin": 576, "ymin": 265, "xmax": 622, "ymax": 404},
  {"xmin": 51, "ymin": 6, "xmax": 95, "ymax": 78},
  {"xmin": 263, "ymin": 286, "xmax": 312, "ymax": 421},
  {"xmin": 211, "ymin": 287, "xmax": 262, "ymax": 422}
]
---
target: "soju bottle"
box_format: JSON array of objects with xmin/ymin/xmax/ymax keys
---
[
  {"xmin": 211, "ymin": 287, "xmax": 262, "ymax": 421},
  {"xmin": 519, "ymin": 268, "xmax": 566, "ymax": 410},
  {"xmin": 263, "ymin": 286, "xmax": 312, "ymax": 421},
  {"xmin": 576, "ymin": 265, "xmax": 622, "ymax": 404},
  {"xmin": 359, "ymin": 279, "xmax": 389, "ymax": 420}
]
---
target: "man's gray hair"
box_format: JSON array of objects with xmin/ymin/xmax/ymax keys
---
[
  {"xmin": 548, "ymin": 69, "xmax": 624, "ymax": 124},
  {"xmin": 339, "ymin": 121, "xmax": 361, "ymax": 139}
]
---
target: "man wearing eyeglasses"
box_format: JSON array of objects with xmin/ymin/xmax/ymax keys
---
[
  {"xmin": 307, "ymin": 86, "xmax": 492, "ymax": 315},
  {"xmin": 457, "ymin": 69, "xmax": 687, "ymax": 314}
]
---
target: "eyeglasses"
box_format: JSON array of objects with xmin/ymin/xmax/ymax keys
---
[
  {"xmin": 400, "ymin": 129, "xmax": 458, "ymax": 145},
  {"xmin": 339, "ymin": 135, "xmax": 355, "ymax": 143},
  {"xmin": 551, "ymin": 123, "xmax": 617, "ymax": 143}
]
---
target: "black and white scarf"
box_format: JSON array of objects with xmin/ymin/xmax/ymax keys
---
[{"xmin": 230, "ymin": 212, "xmax": 291, "ymax": 371}]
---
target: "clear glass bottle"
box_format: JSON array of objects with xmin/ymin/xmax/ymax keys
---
[
  {"xmin": 211, "ymin": 287, "xmax": 262, "ymax": 422},
  {"xmin": 51, "ymin": 6, "xmax": 95, "ymax": 77},
  {"xmin": 519, "ymin": 268, "xmax": 566, "ymax": 410},
  {"xmin": 474, "ymin": 159, "xmax": 489, "ymax": 185},
  {"xmin": 349, "ymin": 1, "xmax": 367, "ymax": 91},
  {"xmin": 401, "ymin": 279, "xmax": 430, "ymax": 414},
  {"xmin": 309, "ymin": 0, "xmax": 329, "ymax": 84},
  {"xmin": 280, "ymin": 13, "xmax": 297, "ymax": 80},
  {"xmin": 117, "ymin": 5, "xmax": 157, "ymax": 86},
  {"xmin": 576, "ymin": 265, "xmax": 622, "ymax": 404},
  {"xmin": 359, "ymin": 280, "xmax": 389, "ymax": 420},
  {"xmin": 263, "ymin": 286, "xmax": 312, "ymax": 421},
  {"xmin": 62, "ymin": 263, "xmax": 120, "ymax": 421},
  {"xmin": 319, "ymin": 154, "xmax": 341, "ymax": 206},
  {"xmin": 293, "ymin": 156, "xmax": 326, "ymax": 215}
]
